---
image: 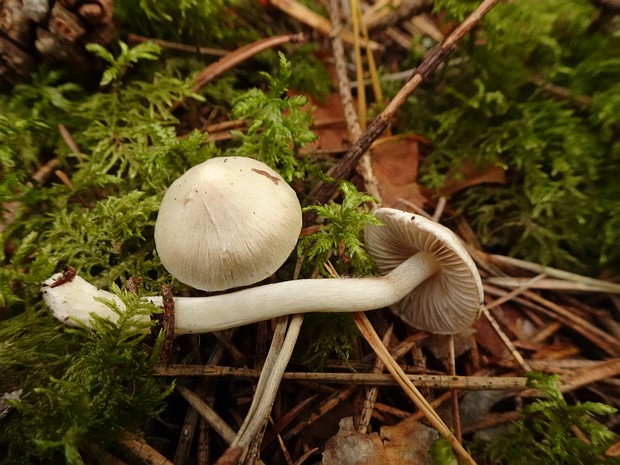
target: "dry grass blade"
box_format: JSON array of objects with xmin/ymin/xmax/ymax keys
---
[
  {"xmin": 487, "ymin": 276, "xmax": 620, "ymax": 293},
  {"xmin": 328, "ymin": 0, "xmax": 380, "ymax": 199},
  {"xmin": 484, "ymin": 284, "xmax": 620, "ymax": 357},
  {"xmin": 488, "ymin": 254, "xmax": 620, "ymax": 294}
]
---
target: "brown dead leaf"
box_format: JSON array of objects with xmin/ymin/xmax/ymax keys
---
[
  {"xmin": 441, "ymin": 161, "xmax": 506, "ymax": 197},
  {"xmin": 306, "ymin": 90, "xmax": 350, "ymax": 152},
  {"xmin": 473, "ymin": 314, "xmax": 510, "ymax": 360},
  {"xmin": 606, "ymin": 440, "xmax": 620, "ymax": 457},
  {"xmin": 322, "ymin": 417, "xmax": 388, "ymax": 465},
  {"xmin": 322, "ymin": 416, "xmax": 438, "ymax": 465},
  {"xmin": 293, "ymin": 62, "xmax": 351, "ymax": 153},
  {"xmin": 370, "ymin": 134, "xmax": 429, "ymax": 209},
  {"xmin": 380, "ymin": 415, "xmax": 438, "ymax": 465}
]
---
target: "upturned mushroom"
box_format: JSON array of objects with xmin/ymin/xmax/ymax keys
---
[
  {"xmin": 364, "ymin": 208, "xmax": 484, "ymax": 334},
  {"xmin": 42, "ymin": 160, "xmax": 483, "ymax": 335}
]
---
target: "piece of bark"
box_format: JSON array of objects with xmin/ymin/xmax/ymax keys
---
[
  {"xmin": 0, "ymin": 36, "xmax": 35, "ymax": 78},
  {"xmin": 78, "ymin": 0, "xmax": 113, "ymax": 25},
  {"xmin": 49, "ymin": 1, "xmax": 85, "ymax": 41},
  {"xmin": 35, "ymin": 27, "xmax": 89, "ymax": 68},
  {"xmin": 0, "ymin": 0, "xmax": 34, "ymax": 47},
  {"xmin": 23, "ymin": 0, "xmax": 50, "ymax": 23}
]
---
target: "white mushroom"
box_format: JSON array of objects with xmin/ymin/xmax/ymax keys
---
[
  {"xmin": 154, "ymin": 156, "xmax": 302, "ymax": 291},
  {"xmin": 42, "ymin": 205, "xmax": 482, "ymax": 334},
  {"xmin": 364, "ymin": 208, "xmax": 484, "ymax": 334}
]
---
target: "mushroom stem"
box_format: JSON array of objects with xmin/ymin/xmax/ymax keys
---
[{"xmin": 42, "ymin": 252, "xmax": 439, "ymax": 334}]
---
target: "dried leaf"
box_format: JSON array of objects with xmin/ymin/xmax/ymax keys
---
[
  {"xmin": 322, "ymin": 415, "xmax": 438, "ymax": 465},
  {"xmin": 605, "ymin": 440, "xmax": 620, "ymax": 457},
  {"xmin": 370, "ymin": 135, "xmax": 428, "ymax": 209},
  {"xmin": 306, "ymin": 90, "xmax": 350, "ymax": 152},
  {"xmin": 380, "ymin": 415, "xmax": 438, "ymax": 465},
  {"xmin": 441, "ymin": 161, "xmax": 506, "ymax": 197},
  {"xmin": 323, "ymin": 417, "xmax": 388, "ymax": 465}
]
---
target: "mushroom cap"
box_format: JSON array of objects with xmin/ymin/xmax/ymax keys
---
[
  {"xmin": 364, "ymin": 208, "xmax": 483, "ymax": 334},
  {"xmin": 155, "ymin": 157, "xmax": 302, "ymax": 291}
]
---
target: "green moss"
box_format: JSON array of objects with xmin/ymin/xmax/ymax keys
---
[
  {"xmin": 480, "ymin": 373, "xmax": 620, "ymax": 465},
  {"xmin": 227, "ymin": 52, "xmax": 318, "ymax": 181},
  {"xmin": 0, "ymin": 41, "xmax": 332, "ymax": 461},
  {"xmin": 0, "ymin": 291, "xmax": 171, "ymax": 464},
  {"xmin": 299, "ymin": 181, "xmax": 380, "ymax": 276},
  {"xmin": 395, "ymin": 0, "xmax": 620, "ymax": 273},
  {"xmin": 114, "ymin": 0, "xmax": 245, "ymax": 44}
]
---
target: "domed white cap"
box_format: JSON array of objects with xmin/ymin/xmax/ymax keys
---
[
  {"xmin": 155, "ymin": 157, "xmax": 302, "ymax": 291},
  {"xmin": 364, "ymin": 208, "xmax": 483, "ymax": 334}
]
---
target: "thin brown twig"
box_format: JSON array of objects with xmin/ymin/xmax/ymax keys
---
[
  {"xmin": 176, "ymin": 385, "xmax": 237, "ymax": 444},
  {"xmin": 448, "ymin": 335, "xmax": 462, "ymax": 444},
  {"xmin": 127, "ymin": 33, "xmax": 227, "ymax": 56},
  {"xmin": 174, "ymin": 334, "xmax": 231, "ymax": 465},
  {"xmin": 117, "ymin": 433, "xmax": 175, "ymax": 465},
  {"xmin": 153, "ymin": 364, "xmax": 529, "ymax": 390},
  {"xmin": 171, "ymin": 33, "xmax": 305, "ymax": 111},
  {"xmin": 484, "ymin": 284, "xmax": 620, "ymax": 357},
  {"xmin": 283, "ymin": 386, "xmax": 358, "ymax": 440},
  {"xmin": 193, "ymin": 33, "xmax": 305, "ymax": 92},
  {"xmin": 31, "ymin": 158, "xmax": 60, "ymax": 184},
  {"xmin": 58, "ymin": 124, "xmax": 81, "ymax": 155}
]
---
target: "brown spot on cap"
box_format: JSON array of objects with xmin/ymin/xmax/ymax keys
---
[{"xmin": 252, "ymin": 168, "xmax": 280, "ymax": 185}]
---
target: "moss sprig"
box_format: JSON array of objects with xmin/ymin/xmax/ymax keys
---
[
  {"xmin": 299, "ymin": 181, "xmax": 380, "ymax": 276},
  {"xmin": 228, "ymin": 52, "xmax": 317, "ymax": 181},
  {"xmin": 479, "ymin": 373, "xmax": 619, "ymax": 465},
  {"xmin": 1, "ymin": 288, "xmax": 171, "ymax": 464},
  {"xmin": 396, "ymin": 0, "xmax": 620, "ymax": 273}
]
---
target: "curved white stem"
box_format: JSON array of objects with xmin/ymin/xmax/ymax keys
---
[{"xmin": 42, "ymin": 252, "xmax": 439, "ymax": 334}]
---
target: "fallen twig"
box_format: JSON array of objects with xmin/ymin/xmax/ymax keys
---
[
  {"xmin": 127, "ymin": 33, "xmax": 227, "ymax": 56},
  {"xmin": 484, "ymin": 284, "xmax": 620, "ymax": 357},
  {"xmin": 153, "ymin": 365, "xmax": 529, "ymax": 390},
  {"xmin": 353, "ymin": 312, "xmax": 479, "ymax": 465},
  {"xmin": 193, "ymin": 33, "xmax": 305, "ymax": 92}
]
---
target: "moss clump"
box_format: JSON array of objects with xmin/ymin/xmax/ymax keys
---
[{"xmin": 396, "ymin": 0, "xmax": 620, "ymax": 274}]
